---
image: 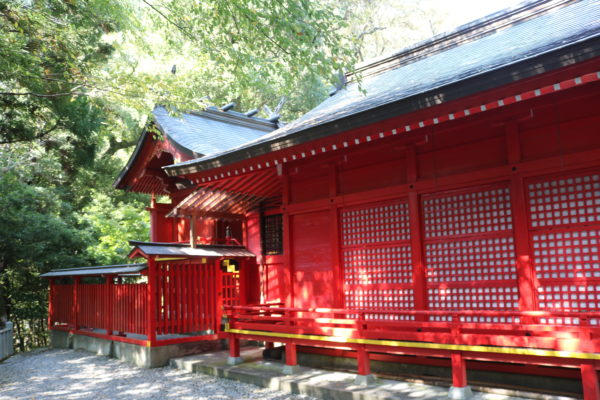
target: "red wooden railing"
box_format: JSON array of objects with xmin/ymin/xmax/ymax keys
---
[
  {"xmin": 49, "ymin": 261, "xmax": 220, "ymax": 343},
  {"xmin": 155, "ymin": 260, "xmax": 218, "ymax": 335},
  {"xmin": 50, "ymin": 281, "xmax": 148, "ymax": 336},
  {"xmin": 225, "ymin": 304, "xmax": 600, "ymax": 356},
  {"xmin": 113, "ymin": 283, "xmax": 147, "ymax": 334},
  {"xmin": 49, "ymin": 283, "xmax": 73, "ymax": 326}
]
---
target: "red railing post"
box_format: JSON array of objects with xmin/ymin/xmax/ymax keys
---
[
  {"xmin": 581, "ymin": 362, "xmax": 600, "ymax": 400},
  {"xmin": 227, "ymin": 308, "xmax": 242, "ymax": 365},
  {"xmin": 48, "ymin": 278, "xmax": 55, "ymax": 330},
  {"xmin": 451, "ymin": 352, "xmax": 468, "ymax": 388},
  {"xmin": 146, "ymin": 257, "xmax": 157, "ymax": 345},
  {"xmin": 73, "ymin": 277, "xmax": 80, "ymax": 330},
  {"xmin": 282, "ymin": 308, "xmax": 299, "ymax": 374},
  {"xmin": 448, "ymin": 314, "xmax": 473, "ymax": 399},
  {"xmin": 283, "ymin": 342, "xmax": 298, "ymax": 374},
  {"xmin": 106, "ymin": 275, "xmax": 114, "ymax": 336}
]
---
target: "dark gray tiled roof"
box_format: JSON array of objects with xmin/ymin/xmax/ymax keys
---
[
  {"xmin": 165, "ymin": 0, "xmax": 600, "ymax": 176},
  {"xmin": 41, "ymin": 264, "xmax": 147, "ymax": 277},
  {"xmin": 129, "ymin": 241, "xmax": 256, "ymax": 258},
  {"xmin": 114, "ymin": 106, "xmax": 278, "ymax": 190},
  {"xmin": 153, "ymin": 106, "xmax": 278, "ymax": 158}
]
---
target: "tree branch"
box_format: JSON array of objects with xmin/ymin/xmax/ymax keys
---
[
  {"xmin": 142, "ymin": 0, "xmax": 197, "ymax": 42},
  {"xmin": 0, "ymin": 119, "xmax": 62, "ymax": 144},
  {"xmin": 0, "ymin": 85, "xmax": 84, "ymax": 98}
]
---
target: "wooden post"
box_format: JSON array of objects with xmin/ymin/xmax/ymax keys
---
[
  {"xmin": 147, "ymin": 257, "xmax": 157, "ymax": 344},
  {"xmin": 283, "ymin": 342, "xmax": 298, "ymax": 374},
  {"xmin": 148, "ymin": 195, "xmax": 160, "ymax": 242},
  {"xmin": 239, "ymin": 259, "xmax": 247, "ymax": 306},
  {"xmin": 505, "ymin": 122, "xmax": 538, "ymax": 315},
  {"xmin": 48, "ymin": 279, "xmax": 54, "ymax": 330},
  {"xmin": 451, "ymin": 352, "xmax": 467, "ymax": 388},
  {"xmin": 282, "ymin": 169, "xmax": 294, "ymax": 308},
  {"xmin": 581, "ymin": 362, "xmax": 600, "ymax": 400},
  {"xmin": 510, "ymin": 174, "xmax": 538, "ymax": 313},
  {"xmin": 329, "ymin": 163, "xmax": 343, "ymax": 308},
  {"xmin": 106, "ymin": 275, "xmax": 114, "ymax": 336},
  {"xmin": 356, "ymin": 346, "xmax": 371, "ymax": 375},
  {"xmin": 227, "ymin": 311, "xmax": 242, "ymax": 365},
  {"xmin": 190, "ymin": 215, "xmax": 197, "ymax": 248},
  {"xmin": 73, "ymin": 277, "xmax": 80, "ymax": 330},
  {"xmin": 409, "ymin": 191, "xmax": 427, "ymax": 319},
  {"xmin": 229, "ymin": 333, "xmax": 241, "ymax": 358}
]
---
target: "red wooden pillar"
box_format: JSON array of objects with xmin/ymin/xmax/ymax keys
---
[
  {"xmin": 283, "ymin": 342, "xmax": 299, "ymax": 374},
  {"xmin": 146, "ymin": 257, "xmax": 157, "ymax": 344},
  {"xmin": 581, "ymin": 362, "xmax": 600, "ymax": 400},
  {"xmin": 73, "ymin": 277, "xmax": 80, "ymax": 330},
  {"xmin": 147, "ymin": 195, "xmax": 160, "ymax": 242},
  {"xmin": 356, "ymin": 346, "xmax": 371, "ymax": 375},
  {"xmin": 106, "ymin": 275, "xmax": 114, "ymax": 336},
  {"xmin": 281, "ymin": 170, "xmax": 294, "ymax": 308},
  {"xmin": 216, "ymin": 260, "xmax": 224, "ymax": 330},
  {"xmin": 229, "ymin": 333, "xmax": 241, "ymax": 358},
  {"xmin": 329, "ymin": 163, "xmax": 344, "ymax": 308},
  {"xmin": 409, "ymin": 192, "xmax": 427, "ymax": 317},
  {"xmin": 227, "ymin": 312, "xmax": 242, "ymax": 365},
  {"xmin": 407, "ymin": 146, "xmax": 427, "ymax": 319},
  {"xmin": 354, "ymin": 343, "xmax": 375, "ymax": 385},
  {"xmin": 239, "ymin": 259, "xmax": 248, "ymax": 306},
  {"xmin": 506, "ymin": 123, "xmax": 538, "ymax": 314},
  {"xmin": 451, "ymin": 352, "xmax": 467, "ymax": 387},
  {"xmin": 510, "ymin": 173, "xmax": 538, "ymax": 313},
  {"xmin": 48, "ymin": 278, "xmax": 55, "ymax": 330}
]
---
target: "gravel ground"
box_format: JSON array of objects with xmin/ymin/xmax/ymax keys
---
[{"xmin": 0, "ymin": 349, "xmax": 316, "ymax": 400}]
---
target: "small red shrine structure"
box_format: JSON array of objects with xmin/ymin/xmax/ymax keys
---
[{"xmin": 45, "ymin": 0, "xmax": 600, "ymax": 397}]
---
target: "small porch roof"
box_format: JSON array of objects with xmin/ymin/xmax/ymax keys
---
[
  {"xmin": 128, "ymin": 241, "xmax": 256, "ymax": 259},
  {"xmin": 41, "ymin": 263, "xmax": 147, "ymax": 278},
  {"xmin": 166, "ymin": 169, "xmax": 281, "ymax": 218}
]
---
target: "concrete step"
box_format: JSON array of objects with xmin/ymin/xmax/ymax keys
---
[{"xmin": 169, "ymin": 347, "xmax": 553, "ymax": 400}]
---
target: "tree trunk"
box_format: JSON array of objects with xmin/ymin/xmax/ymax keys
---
[{"xmin": 15, "ymin": 318, "xmax": 24, "ymax": 352}]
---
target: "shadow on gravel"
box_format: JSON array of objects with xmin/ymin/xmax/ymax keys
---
[{"xmin": 0, "ymin": 349, "xmax": 312, "ymax": 400}]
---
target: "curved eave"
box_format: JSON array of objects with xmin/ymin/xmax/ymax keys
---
[
  {"xmin": 113, "ymin": 119, "xmax": 201, "ymax": 192},
  {"xmin": 163, "ymin": 37, "xmax": 600, "ymax": 178},
  {"xmin": 113, "ymin": 127, "xmax": 152, "ymax": 190}
]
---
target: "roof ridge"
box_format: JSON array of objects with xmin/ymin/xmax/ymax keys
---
[
  {"xmin": 188, "ymin": 107, "xmax": 276, "ymax": 131},
  {"xmin": 347, "ymin": 0, "xmax": 575, "ymax": 83}
]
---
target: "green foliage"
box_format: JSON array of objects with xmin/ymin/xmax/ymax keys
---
[
  {"xmin": 0, "ymin": 148, "xmax": 91, "ymax": 349},
  {"xmin": 79, "ymin": 194, "xmax": 149, "ymax": 265},
  {"xmin": 0, "ymin": 0, "xmax": 444, "ymax": 352}
]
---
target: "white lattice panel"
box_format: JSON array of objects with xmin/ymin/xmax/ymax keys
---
[
  {"xmin": 341, "ymin": 199, "xmax": 413, "ymax": 314},
  {"xmin": 341, "ymin": 202, "xmax": 410, "ymax": 246},
  {"xmin": 423, "ymin": 184, "xmax": 519, "ymax": 314},
  {"xmin": 532, "ymin": 229, "xmax": 600, "ymax": 280},
  {"xmin": 428, "ymin": 286, "xmax": 519, "ymax": 310},
  {"xmin": 342, "ymin": 246, "xmax": 412, "ymax": 285},
  {"xmin": 345, "ymin": 288, "xmax": 415, "ymax": 320},
  {"xmin": 538, "ymin": 284, "xmax": 600, "ymax": 312},
  {"xmin": 422, "ymin": 187, "xmax": 512, "ymax": 239},
  {"xmin": 528, "ymin": 173, "xmax": 600, "ymax": 229},
  {"xmin": 527, "ymin": 171, "xmax": 600, "ymax": 321},
  {"xmin": 425, "ymin": 237, "xmax": 517, "ymax": 283}
]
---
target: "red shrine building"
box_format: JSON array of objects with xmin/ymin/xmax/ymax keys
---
[{"xmin": 44, "ymin": 0, "xmax": 600, "ymax": 398}]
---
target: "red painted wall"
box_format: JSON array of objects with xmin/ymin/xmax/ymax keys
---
[
  {"xmin": 267, "ymin": 79, "xmax": 600, "ymax": 318},
  {"xmin": 291, "ymin": 211, "xmax": 334, "ymax": 308}
]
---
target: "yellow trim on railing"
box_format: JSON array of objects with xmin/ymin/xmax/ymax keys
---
[
  {"xmin": 155, "ymin": 257, "xmax": 187, "ymax": 262},
  {"xmin": 225, "ymin": 327, "xmax": 600, "ymax": 360}
]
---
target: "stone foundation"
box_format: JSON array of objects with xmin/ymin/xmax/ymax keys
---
[{"xmin": 50, "ymin": 330, "xmax": 223, "ymax": 368}]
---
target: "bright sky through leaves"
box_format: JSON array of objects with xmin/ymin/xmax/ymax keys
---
[{"xmin": 437, "ymin": 0, "xmax": 526, "ymax": 31}]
